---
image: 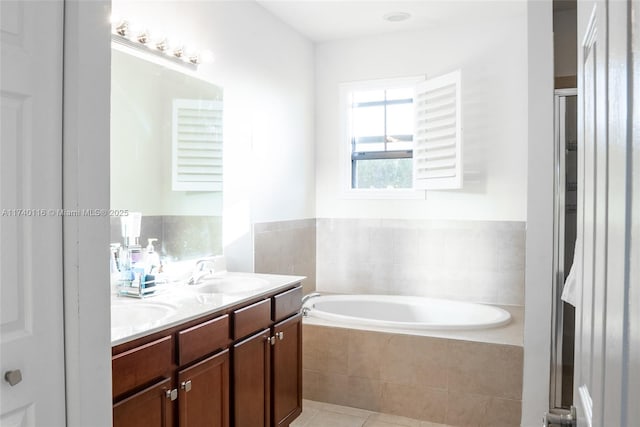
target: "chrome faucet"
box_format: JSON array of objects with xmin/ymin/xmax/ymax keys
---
[
  {"xmin": 301, "ymin": 292, "xmax": 321, "ymax": 305},
  {"xmin": 300, "ymin": 292, "xmax": 321, "ymax": 316},
  {"xmin": 187, "ymin": 258, "xmax": 217, "ymax": 286}
]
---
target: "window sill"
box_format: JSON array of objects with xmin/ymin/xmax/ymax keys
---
[{"xmin": 340, "ymin": 188, "xmax": 426, "ymax": 200}]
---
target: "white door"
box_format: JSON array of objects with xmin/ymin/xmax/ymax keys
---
[
  {"xmin": 574, "ymin": 0, "xmax": 639, "ymax": 426},
  {"xmin": 0, "ymin": 1, "xmax": 66, "ymax": 425}
]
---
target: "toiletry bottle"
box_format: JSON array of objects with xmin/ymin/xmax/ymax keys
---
[
  {"xmin": 118, "ymin": 244, "xmax": 133, "ymax": 284},
  {"xmin": 110, "ymin": 243, "xmax": 121, "ymax": 274},
  {"xmin": 143, "ymin": 238, "xmax": 160, "ymax": 288},
  {"xmin": 129, "ymin": 240, "xmax": 143, "ymax": 288}
]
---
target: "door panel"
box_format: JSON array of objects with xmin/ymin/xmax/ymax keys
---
[
  {"xmin": 0, "ymin": 0, "xmax": 65, "ymax": 425},
  {"xmin": 272, "ymin": 315, "xmax": 302, "ymax": 427},
  {"xmin": 178, "ymin": 350, "xmax": 229, "ymax": 427},
  {"xmin": 575, "ymin": 0, "xmax": 638, "ymax": 426},
  {"xmin": 113, "ymin": 378, "xmax": 174, "ymax": 427},
  {"xmin": 233, "ymin": 329, "xmax": 271, "ymax": 427}
]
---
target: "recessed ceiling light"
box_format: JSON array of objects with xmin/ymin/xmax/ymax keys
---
[{"xmin": 383, "ymin": 12, "xmax": 411, "ymax": 22}]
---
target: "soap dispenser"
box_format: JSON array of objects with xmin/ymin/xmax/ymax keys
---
[{"xmin": 143, "ymin": 238, "xmax": 160, "ymax": 288}]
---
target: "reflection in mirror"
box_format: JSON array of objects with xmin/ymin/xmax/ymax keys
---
[{"xmin": 110, "ymin": 46, "xmax": 223, "ymax": 263}]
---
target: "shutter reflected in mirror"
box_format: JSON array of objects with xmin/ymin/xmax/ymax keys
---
[
  {"xmin": 172, "ymin": 99, "xmax": 223, "ymax": 191},
  {"xmin": 413, "ymin": 70, "xmax": 462, "ymax": 190}
]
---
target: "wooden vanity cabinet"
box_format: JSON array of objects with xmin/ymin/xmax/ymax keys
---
[
  {"xmin": 112, "ymin": 316, "xmax": 230, "ymax": 427},
  {"xmin": 178, "ymin": 350, "xmax": 229, "ymax": 427},
  {"xmin": 231, "ymin": 286, "xmax": 303, "ymax": 427},
  {"xmin": 112, "ymin": 283, "xmax": 303, "ymax": 427}
]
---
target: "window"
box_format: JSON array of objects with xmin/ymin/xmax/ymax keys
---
[
  {"xmin": 340, "ymin": 71, "xmax": 462, "ymax": 198},
  {"xmin": 344, "ymin": 77, "xmax": 422, "ymax": 192}
]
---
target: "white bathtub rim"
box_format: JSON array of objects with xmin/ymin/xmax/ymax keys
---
[{"xmin": 303, "ymin": 294, "xmax": 512, "ymax": 331}]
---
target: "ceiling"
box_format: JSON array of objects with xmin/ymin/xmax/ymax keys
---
[{"xmin": 256, "ymin": 0, "xmax": 528, "ymax": 43}]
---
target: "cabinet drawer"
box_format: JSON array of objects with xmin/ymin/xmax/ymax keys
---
[
  {"xmin": 178, "ymin": 314, "xmax": 229, "ymax": 366},
  {"xmin": 272, "ymin": 286, "xmax": 302, "ymax": 322},
  {"xmin": 233, "ymin": 299, "xmax": 271, "ymax": 340},
  {"xmin": 112, "ymin": 335, "xmax": 173, "ymax": 399}
]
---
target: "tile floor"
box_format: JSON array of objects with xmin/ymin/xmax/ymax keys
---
[{"xmin": 291, "ymin": 399, "xmax": 453, "ymax": 427}]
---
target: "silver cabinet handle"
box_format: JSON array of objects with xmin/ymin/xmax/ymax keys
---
[
  {"xmin": 166, "ymin": 389, "xmax": 178, "ymax": 401},
  {"xmin": 277, "ymin": 332, "xmax": 284, "ymax": 341},
  {"xmin": 268, "ymin": 336, "xmax": 276, "ymax": 345},
  {"xmin": 4, "ymin": 370, "xmax": 22, "ymax": 387},
  {"xmin": 181, "ymin": 380, "xmax": 192, "ymax": 392}
]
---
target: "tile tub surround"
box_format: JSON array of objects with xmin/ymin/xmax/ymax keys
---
[
  {"xmin": 302, "ymin": 324, "xmax": 523, "ymax": 427},
  {"xmin": 254, "ymin": 218, "xmax": 316, "ymax": 295},
  {"xmin": 316, "ymin": 219, "xmax": 525, "ymax": 306}
]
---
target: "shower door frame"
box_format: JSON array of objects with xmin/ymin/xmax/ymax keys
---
[{"xmin": 550, "ymin": 88, "xmax": 578, "ymax": 410}]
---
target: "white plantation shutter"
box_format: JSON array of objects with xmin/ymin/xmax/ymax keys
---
[
  {"xmin": 172, "ymin": 99, "xmax": 223, "ymax": 191},
  {"xmin": 413, "ymin": 70, "xmax": 462, "ymax": 189}
]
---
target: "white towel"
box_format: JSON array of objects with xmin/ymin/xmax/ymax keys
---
[{"xmin": 561, "ymin": 237, "xmax": 580, "ymax": 307}]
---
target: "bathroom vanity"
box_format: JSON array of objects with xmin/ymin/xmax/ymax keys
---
[{"xmin": 111, "ymin": 273, "xmax": 304, "ymax": 427}]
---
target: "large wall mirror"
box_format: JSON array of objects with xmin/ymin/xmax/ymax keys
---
[{"xmin": 110, "ymin": 45, "xmax": 223, "ymax": 261}]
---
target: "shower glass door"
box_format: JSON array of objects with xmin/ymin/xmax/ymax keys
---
[{"xmin": 551, "ymin": 89, "xmax": 578, "ymax": 410}]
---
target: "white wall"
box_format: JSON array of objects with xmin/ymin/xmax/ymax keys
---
[
  {"xmin": 522, "ymin": 1, "xmax": 555, "ymax": 426},
  {"xmin": 315, "ymin": 3, "xmax": 528, "ymax": 221},
  {"xmin": 111, "ymin": 1, "xmax": 316, "ymax": 270},
  {"xmin": 63, "ymin": 1, "xmax": 112, "ymax": 425}
]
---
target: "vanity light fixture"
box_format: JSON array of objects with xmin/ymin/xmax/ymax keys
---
[
  {"xmin": 115, "ymin": 19, "xmax": 128, "ymax": 36},
  {"xmin": 110, "ymin": 17, "xmax": 204, "ymax": 71},
  {"xmin": 155, "ymin": 38, "xmax": 168, "ymax": 52}
]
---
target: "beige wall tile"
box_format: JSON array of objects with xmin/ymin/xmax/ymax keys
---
[
  {"xmin": 444, "ymin": 391, "xmax": 488, "ymax": 427},
  {"xmin": 347, "ymin": 330, "xmax": 388, "ymax": 379},
  {"xmin": 303, "ymin": 370, "xmax": 349, "ymax": 405},
  {"xmin": 482, "ymin": 397, "xmax": 522, "ymax": 427},
  {"xmin": 302, "ymin": 326, "xmax": 524, "ymax": 426},
  {"xmin": 315, "ymin": 219, "xmax": 525, "ymax": 306},
  {"xmin": 379, "ymin": 335, "xmax": 448, "ymax": 389},
  {"xmin": 447, "ymin": 341, "xmax": 523, "ymax": 400},
  {"xmin": 444, "ymin": 391, "xmax": 522, "ymax": 427},
  {"xmin": 254, "ymin": 219, "xmax": 316, "ymax": 292},
  {"xmin": 303, "ymin": 325, "xmax": 349, "ymax": 374},
  {"xmin": 380, "ymin": 383, "xmax": 447, "ymax": 423},
  {"xmin": 345, "ymin": 376, "xmax": 382, "ymax": 412}
]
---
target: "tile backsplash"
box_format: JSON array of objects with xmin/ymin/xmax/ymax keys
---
[
  {"xmin": 254, "ymin": 218, "xmax": 317, "ymax": 295},
  {"xmin": 228, "ymin": 217, "xmax": 524, "ymax": 306},
  {"xmin": 110, "ymin": 215, "xmax": 222, "ymax": 261},
  {"xmin": 315, "ymin": 218, "xmax": 525, "ymax": 306}
]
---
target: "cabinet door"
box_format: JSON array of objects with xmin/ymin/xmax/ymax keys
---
[
  {"xmin": 178, "ymin": 350, "xmax": 229, "ymax": 427},
  {"xmin": 272, "ymin": 314, "xmax": 302, "ymax": 427},
  {"xmin": 113, "ymin": 377, "xmax": 174, "ymax": 427},
  {"xmin": 232, "ymin": 328, "xmax": 271, "ymax": 427}
]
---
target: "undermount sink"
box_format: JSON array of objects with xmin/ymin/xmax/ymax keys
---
[
  {"xmin": 190, "ymin": 276, "xmax": 270, "ymax": 295},
  {"xmin": 111, "ymin": 302, "xmax": 177, "ymax": 329}
]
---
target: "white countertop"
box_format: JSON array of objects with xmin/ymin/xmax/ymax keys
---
[{"xmin": 111, "ymin": 272, "xmax": 305, "ymax": 347}]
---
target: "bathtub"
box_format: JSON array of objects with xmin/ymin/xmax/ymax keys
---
[
  {"xmin": 302, "ymin": 294, "xmax": 521, "ymax": 424},
  {"xmin": 303, "ymin": 294, "xmax": 511, "ymax": 330}
]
